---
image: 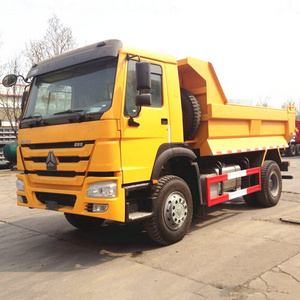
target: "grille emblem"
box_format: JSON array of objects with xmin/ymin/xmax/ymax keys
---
[{"xmin": 46, "ymin": 151, "xmax": 58, "ymax": 171}]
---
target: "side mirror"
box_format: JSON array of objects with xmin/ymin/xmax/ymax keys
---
[
  {"xmin": 2, "ymin": 74, "xmax": 18, "ymax": 87},
  {"xmin": 136, "ymin": 62, "xmax": 151, "ymax": 90},
  {"xmin": 128, "ymin": 61, "xmax": 152, "ymax": 126},
  {"xmin": 136, "ymin": 94, "xmax": 152, "ymax": 107}
]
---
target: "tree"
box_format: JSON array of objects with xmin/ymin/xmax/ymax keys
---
[
  {"xmin": 0, "ymin": 15, "xmax": 77, "ymax": 136},
  {"xmin": 25, "ymin": 15, "xmax": 77, "ymax": 65},
  {"xmin": 281, "ymin": 99, "xmax": 295, "ymax": 109},
  {"xmin": 256, "ymin": 97, "xmax": 271, "ymax": 107},
  {"xmin": 0, "ymin": 55, "xmax": 25, "ymax": 138},
  {"xmin": 0, "ymin": 34, "xmax": 3, "ymax": 78},
  {"xmin": 0, "ymin": 85, "xmax": 23, "ymax": 138},
  {"xmin": 281, "ymin": 99, "xmax": 300, "ymax": 120}
]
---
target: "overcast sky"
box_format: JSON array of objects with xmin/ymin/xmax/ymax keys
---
[{"xmin": 1, "ymin": 0, "xmax": 300, "ymax": 108}]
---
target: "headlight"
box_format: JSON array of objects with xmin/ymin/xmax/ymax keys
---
[
  {"xmin": 87, "ymin": 181, "xmax": 117, "ymax": 198},
  {"xmin": 16, "ymin": 178, "xmax": 24, "ymax": 191}
]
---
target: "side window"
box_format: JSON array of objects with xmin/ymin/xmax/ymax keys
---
[{"xmin": 124, "ymin": 60, "xmax": 163, "ymax": 117}]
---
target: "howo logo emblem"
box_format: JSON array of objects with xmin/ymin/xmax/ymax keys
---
[{"xmin": 46, "ymin": 151, "xmax": 58, "ymax": 171}]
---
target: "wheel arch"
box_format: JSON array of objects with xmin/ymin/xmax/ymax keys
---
[
  {"xmin": 264, "ymin": 148, "xmax": 289, "ymax": 172},
  {"xmin": 264, "ymin": 148, "xmax": 282, "ymax": 165},
  {"xmin": 151, "ymin": 143, "xmax": 197, "ymax": 180},
  {"xmin": 151, "ymin": 143, "xmax": 203, "ymax": 207}
]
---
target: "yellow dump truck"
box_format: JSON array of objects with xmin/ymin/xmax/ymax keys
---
[{"xmin": 3, "ymin": 39, "xmax": 296, "ymax": 245}]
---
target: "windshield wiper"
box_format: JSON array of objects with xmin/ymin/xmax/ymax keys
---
[
  {"xmin": 54, "ymin": 109, "xmax": 93, "ymax": 122},
  {"xmin": 53, "ymin": 109, "xmax": 85, "ymax": 116},
  {"xmin": 21, "ymin": 113, "xmax": 47, "ymax": 127},
  {"xmin": 22, "ymin": 112, "xmax": 43, "ymax": 121}
]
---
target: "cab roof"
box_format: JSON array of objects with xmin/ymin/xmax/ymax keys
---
[{"xmin": 26, "ymin": 39, "xmax": 123, "ymax": 79}]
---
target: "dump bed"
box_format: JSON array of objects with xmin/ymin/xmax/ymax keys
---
[{"xmin": 178, "ymin": 57, "xmax": 296, "ymax": 156}]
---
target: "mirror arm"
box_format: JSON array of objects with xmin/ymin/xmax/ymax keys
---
[
  {"xmin": 18, "ymin": 74, "xmax": 31, "ymax": 84},
  {"xmin": 126, "ymin": 54, "xmax": 141, "ymax": 62},
  {"xmin": 128, "ymin": 116, "xmax": 140, "ymax": 127}
]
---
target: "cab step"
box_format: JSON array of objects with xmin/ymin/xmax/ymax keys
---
[{"xmin": 128, "ymin": 211, "xmax": 153, "ymax": 221}]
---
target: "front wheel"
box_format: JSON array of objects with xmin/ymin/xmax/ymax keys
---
[
  {"xmin": 64, "ymin": 213, "xmax": 105, "ymax": 230},
  {"xmin": 144, "ymin": 175, "xmax": 193, "ymax": 245}
]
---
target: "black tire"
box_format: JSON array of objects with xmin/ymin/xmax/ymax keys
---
[
  {"xmin": 180, "ymin": 89, "xmax": 201, "ymax": 140},
  {"xmin": 296, "ymin": 144, "xmax": 300, "ymax": 156},
  {"xmin": 64, "ymin": 213, "xmax": 105, "ymax": 230},
  {"xmin": 242, "ymin": 176, "xmax": 260, "ymax": 207},
  {"xmin": 255, "ymin": 160, "xmax": 282, "ymax": 207},
  {"xmin": 144, "ymin": 175, "xmax": 193, "ymax": 245},
  {"xmin": 287, "ymin": 144, "xmax": 296, "ymax": 156}
]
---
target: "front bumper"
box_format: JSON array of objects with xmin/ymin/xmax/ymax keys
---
[{"xmin": 16, "ymin": 172, "xmax": 126, "ymax": 222}]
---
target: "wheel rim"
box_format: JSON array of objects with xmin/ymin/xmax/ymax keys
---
[
  {"xmin": 269, "ymin": 171, "xmax": 280, "ymax": 197},
  {"xmin": 164, "ymin": 192, "xmax": 188, "ymax": 230}
]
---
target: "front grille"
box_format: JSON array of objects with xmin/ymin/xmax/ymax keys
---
[
  {"xmin": 26, "ymin": 170, "xmax": 85, "ymax": 177},
  {"xmin": 21, "ymin": 140, "xmax": 94, "ymax": 149},
  {"xmin": 24, "ymin": 156, "xmax": 90, "ymax": 163},
  {"xmin": 87, "ymin": 172, "xmax": 114, "ymax": 177},
  {"xmin": 21, "ymin": 140, "xmax": 95, "ymax": 184},
  {"xmin": 36, "ymin": 192, "xmax": 76, "ymax": 207}
]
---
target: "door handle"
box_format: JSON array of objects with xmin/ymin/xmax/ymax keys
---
[{"xmin": 161, "ymin": 118, "xmax": 168, "ymax": 125}]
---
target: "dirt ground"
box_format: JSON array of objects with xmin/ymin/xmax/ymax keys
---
[{"xmin": 0, "ymin": 157, "xmax": 300, "ymax": 299}]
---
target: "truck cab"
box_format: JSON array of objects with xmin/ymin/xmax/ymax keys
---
[{"xmin": 15, "ymin": 40, "xmax": 185, "ymax": 223}]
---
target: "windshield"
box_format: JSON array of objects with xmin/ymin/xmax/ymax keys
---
[{"xmin": 21, "ymin": 57, "xmax": 118, "ymax": 127}]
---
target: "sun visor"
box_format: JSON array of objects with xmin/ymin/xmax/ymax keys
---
[{"xmin": 26, "ymin": 39, "xmax": 123, "ymax": 79}]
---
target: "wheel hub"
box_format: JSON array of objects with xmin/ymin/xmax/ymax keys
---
[
  {"xmin": 164, "ymin": 192, "xmax": 188, "ymax": 230},
  {"xmin": 269, "ymin": 171, "xmax": 279, "ymax": 197}
]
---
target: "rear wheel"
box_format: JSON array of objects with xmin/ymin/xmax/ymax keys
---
[
  {"xmin": 144, "ymin": 175, "xmax": 193, "ymax": 245},
  {"xmin": 64, "ymin": 213, "xmax": 105, "ymax": 230},
  {"xmin": 296, "ymin": 144, "xmax": 300, "ymax": 156},
  {"xmin": 256, "ymin": 160, "xmax": 282, "ymax": 207},
  {"xmin": 243, "ymin": 187, "xmax": 260, "ymax": 207},
  {"xmin": 242, "ymin": 172, "xmax": 260, "ymax": 206},
  {"xmin": 287, "ymin": 144, "xmax": 296, "ymax": 156}
]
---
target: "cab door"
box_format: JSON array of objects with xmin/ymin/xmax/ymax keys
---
[{"xmin": 120, "ymin": 59, "xmax": 170, "ymax": 184}]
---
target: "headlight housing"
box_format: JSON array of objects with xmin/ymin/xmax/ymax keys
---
[
  {"xmin": 87, "ymin": 181, "xmax": 117, "ymax": 198},
  {"xmin": 16, "ymin": 178, "xmax": 24, "ymax": 191}
]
